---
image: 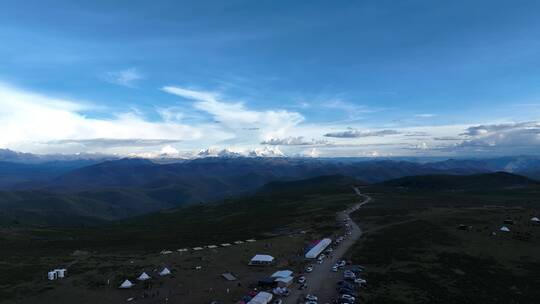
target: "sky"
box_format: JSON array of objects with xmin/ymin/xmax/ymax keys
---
[{"xmin": 1, "ymin": 0, "xmax": 540, "ymax": 158}]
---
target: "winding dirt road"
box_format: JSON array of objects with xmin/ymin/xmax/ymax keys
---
[{"xmin": 286, "ymin": 187, "xmax": 370, "ymax": 303}]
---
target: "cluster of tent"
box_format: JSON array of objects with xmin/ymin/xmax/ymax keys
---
[
  {"xmin": 47, "ymin": 268, "xmax": 67, "ymax": 281},
  {"xmin": 162, "ymin": 239, "xmax": 257, "ymax": 255},
  {"xmin": 497, "ymin": 217, "xmax": 540, "ymax": 233},
  {"xmin": 119, "ymin": 267, "xmax": 171, "ymax": 289}
]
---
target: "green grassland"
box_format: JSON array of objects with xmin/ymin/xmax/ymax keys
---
[{"xmin": 347, "ymin": 186, "xmax": 540, "ymax": 304}]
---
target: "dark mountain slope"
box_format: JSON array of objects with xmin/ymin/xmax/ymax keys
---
[
  {"xmin": 259, "ymin": 174, "xmax": 363, "ymax": 197},
  {"xmin": 0, "ymin": 160, "xmax": 100, "ymax": 190},
  {"xmin": 379, "ymin": 172, "xmax": 539, "ymax": 190},
  {"xmin": 0, "ymin": 188, "xmax": 175, "ymax": 227}
]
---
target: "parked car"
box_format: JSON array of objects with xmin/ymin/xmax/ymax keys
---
[
  {"xmin": 305, "ymin": 265, "xmax": 313, "ymax": 273},
  {"xmin": 354, "ymin": 278, "xmax": 367, "ymax": 285},
  {"xmin": 332, "ymin": 265, "xmax": 338, "ymax": 272},
  {"xmin": 297, "ymin": 276, "xmax": 306, "ymax": 284},
  {"xmin": 305, "ymin": 301, "xmax": 317, "ymax": 304},
  {"xmin": 338, "ymin": 288, "xmax": 357, "ymax": 297},
  {"xmin": 305, "ymin": 294, "xmax": 318, "ymax": 301},
  {"xmin": 341, "ymin": 294, "xmax": 356, "ymax": 302},
  {"xmin": 344, "ymin": 272, "xmax": 356, "ymax": 280},
  {"xmin": 273, "ymin": 300, "xmax": 283, "ymax": 304},
  {"xmin": 337, "ymin": 280, "xmax": 353, "ymax": 286}
]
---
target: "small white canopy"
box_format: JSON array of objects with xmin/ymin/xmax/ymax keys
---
[
  {"xmin": 159, "ymin": 267, "xmax": 171, "ymax": 276},
  {"xmin": 54, "ymin": 268, "xmax": 67, "ymax": 278},
  {"xmin": 250, "ymin": 254, "xmax": 274, "ymax": 263},
  {"xmin": 247, "ymin": 291, "xmax": 273, "ymax": 304},
  {"xmin": 271, "ymin": 270, "xmax": 293, "ymax": 278},
  {"xmin": 221, "ymin": 243, "xmax": 231, "ymax": 247},
  {"xmin": 500, "ymin": 226, "xmax": 511, "ymax": 232},
  {"xmin": 47, "ymin": 271, "xmax": 57, "ymax": 280},
  {"xmin": 193, "ymin": 247, "xmax": 204, "ymax": 251},
  {"xmin": 531, "ymin": 217, "xmax": 540, "ymax": 222},
  {"xmin": 119, "ymin": 279, "xmax": 134, "ymax": 289},
  {"xmin": 137, "ymin": 272, "xmax": 151, "ymax": 281}
]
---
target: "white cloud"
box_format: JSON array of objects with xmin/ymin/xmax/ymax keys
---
[
  {"xmin": 454, "ymin": 122, "xmax": 540, "ymax": 154},
  {"xmin": 162, "ymin": 86, "xmax": 305, "ymax": 141},
  {"xmin": 324, "ymin": 129, "xmax": 400, "ymax": 138},
  {"xmin": 322, "ymin": 99, "xmax": 372, "ymax": 115},
  {"xmin": 415, "ymin": 113, "xmax": 436, "ymax": 118},
  {"xmin": 0, "ymin": 83, "xmax": 231, "ymax": 154},
  {"xmin": 5, "ymin": 82, "xmax": 538, "ymax": 157},
  {"xmin": 260, "ymin": 136, "xmax": 329, "ymax": 146},
  {"xmin": 301, "ymin": 148, "xmax": 320, "ymax": 158},
  {"xmin": 103, "ymin": 68, "xmax": 143, "ymax": 87}
]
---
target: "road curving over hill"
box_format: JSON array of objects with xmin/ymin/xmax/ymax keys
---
[{"xmin": 286, "ymin": 187, "xmax": 371, "ymax": 304}]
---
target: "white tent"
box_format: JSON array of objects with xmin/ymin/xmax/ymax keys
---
[
  {"xmin": 54, "ymin": 268, "xmax": 67, "ymax": 278},
  {"xmin": 271, "ymin": 270, "xmax": 293, "ymax": 278},
  {"xmin": 193, "ymin": 247, "xmax": 204, "ymax": 251},
  {"xmin": 531, "ymin": 217, "xmax": 540, "ymax": 223},
  {"xmin": 249, "ymin": 254, "xmax": 275, "ymax": 265},
  {"xmin": 159, "ymin": 267, "xmax": 171, "ymax": 276},
  {"xmin": 275, "ymin": 276, "xmax": 293, "ymax": 287},
  {"xmin": 500, "ymin": 226, "xmax": 511, "ymax": 232},
  {"xmin": 247, "ymin": 291, "xmax": 273, "ymax": 304},
  {"xmin": 137, "ymin": 272, "xmax": 151, "ymax": 281},
  {"xmin": 221, "ymin": 243, "xmax": 232, "ymax": 247},
  {"xmin": 305, "ymin": 238, "xmax": 332, "ymax": 259},
  {"xmin": 47, "ymin": 271, "xmax": 57, "ymax": 281},
  {"xmin": 119, "ymin": 279, "xmax": 134, "ymax": 289}
]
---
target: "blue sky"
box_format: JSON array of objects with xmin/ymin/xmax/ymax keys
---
[{"xmin": 1, "ymin": 0, "xmax": 540, "ymax": 157}]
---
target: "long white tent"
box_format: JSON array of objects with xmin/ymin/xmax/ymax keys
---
[
  {"xmin": 247, "ymin": 291, "xmax": 273, "ymax": 304},
  {"xmin": 249, "ymin": 254, "xmax": 274, "ymax": 265},
  {"xmin": 305, "ymin": 238, "xmax": 332, "ymax": 259}
]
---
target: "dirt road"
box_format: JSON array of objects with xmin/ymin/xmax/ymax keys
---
[{"xmin": 285, "ymin": 187, "xmax": 370, "ymax": 303}]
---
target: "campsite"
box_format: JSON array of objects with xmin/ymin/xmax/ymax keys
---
[{"xmin": 0, "ymin": 175, "xmax": 360, "ymax": 303}]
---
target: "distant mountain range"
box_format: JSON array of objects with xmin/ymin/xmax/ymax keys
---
[{"xmin": 1, "ymin": 148, "xmax": 540, "ymax": 227}]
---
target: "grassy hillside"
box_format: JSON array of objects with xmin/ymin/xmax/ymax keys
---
[
  {"xmin": 379, "ymin": 171, "xmax": 539, "ymax": 190},
  {"xmin": 1, "ymin": 174, "xmax": 361, "ymax": 253},
  {"xmin": 346, "ymin": 184, "xmax": 540, "ymax": 303}
]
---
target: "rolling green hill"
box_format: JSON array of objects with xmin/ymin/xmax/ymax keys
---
[{"xmin": 379, "ymin": 172, "xmax": 539, "ymax": 190}]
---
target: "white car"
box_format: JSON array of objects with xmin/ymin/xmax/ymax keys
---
[
  {"xmin": 332, "ymin": 265, "xmax": 338, "ymax": 272},
  {"xmin": 304, "ymin": 301, "xmax": 317, "ymax": 304},
  {"xmin": 341, "ymin": 294, "xmax": 355, "ymax": 301},
  {"xmin": 355, "ymin": 278, "xmax": 367, "ymax": 285},
  {"xmin": 305, "ymin": 294, "xmax": 318, "ymax": 301},
  {"xmin": 305, "ymin": 266, "xmax": 313, "ymax": 273}
]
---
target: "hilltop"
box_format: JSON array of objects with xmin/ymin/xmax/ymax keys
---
[{"xmin": 379, "ymin": 172, "xmax": 539, "ymax": 190}]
